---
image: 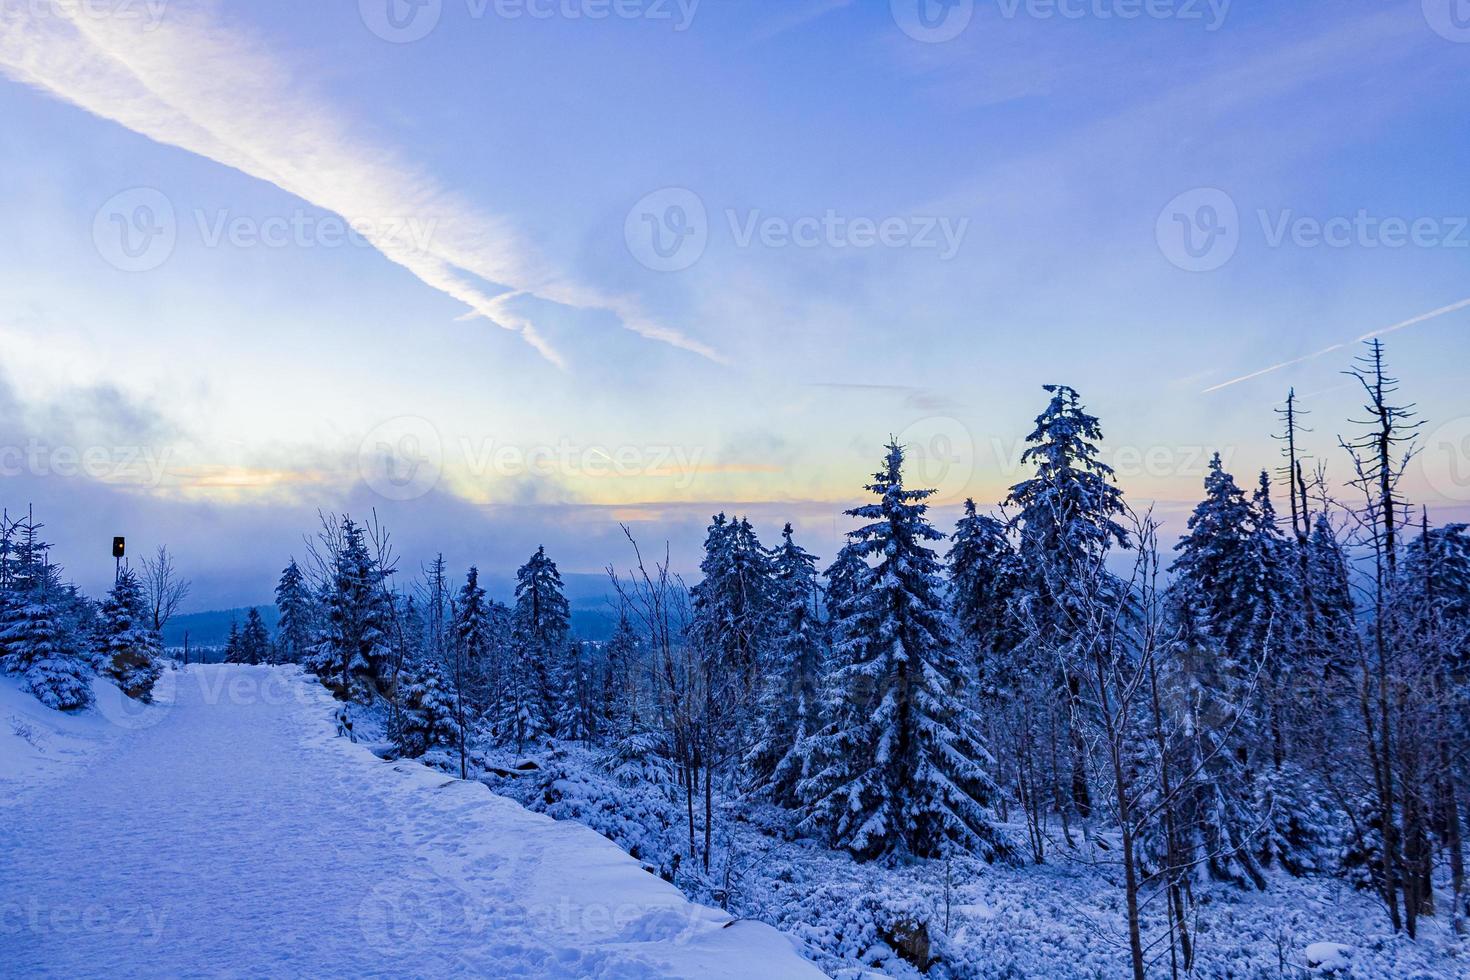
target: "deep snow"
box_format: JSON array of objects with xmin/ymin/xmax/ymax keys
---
[{"xmin": 0, "ymin": 664, "xmax": 823, "ymax": 978}]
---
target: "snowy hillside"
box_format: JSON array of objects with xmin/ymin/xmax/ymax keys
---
[{"xmin": 0, "ymin": 665, "xmax": 823, "ymax": 978}]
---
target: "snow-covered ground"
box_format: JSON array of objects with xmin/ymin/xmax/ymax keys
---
[{"xmin": 0, "ymin": 665, "xmax": 823, "ymax": 978}]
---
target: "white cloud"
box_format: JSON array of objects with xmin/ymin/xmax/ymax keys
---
[{"xmin": 0, "ymin": 2, "xmax": 720, "ymax": 367}]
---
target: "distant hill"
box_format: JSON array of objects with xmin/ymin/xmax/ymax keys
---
[{"xmin": 164, "ymin": 575, "xmax": 622, "ymax": 648}]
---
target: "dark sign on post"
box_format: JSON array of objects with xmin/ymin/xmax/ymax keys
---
[{"xmin": 113, "ymin": 537, "xmax": 126, "ymax": 559}]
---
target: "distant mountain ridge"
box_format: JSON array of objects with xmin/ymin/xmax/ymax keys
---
[{"xmin": 163, "ymin": 571, "xmax": 621, "ymax": 648}]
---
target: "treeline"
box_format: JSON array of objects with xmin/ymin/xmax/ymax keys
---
[{"xmin": 72, "ymin": 337, "xmax": 1458, "ymax": 980}]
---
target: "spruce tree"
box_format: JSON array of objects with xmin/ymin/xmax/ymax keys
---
[
  {"xmin": 745, "ymin": 523, "xmax": 824, "ymax": 807},
  {"xmin": 0, "ymin": 513, "xmax": 91, "ymax": 710},
  {"xmin": 799, "ymin": 440, "xmax": 1006, "ymax": 861},
  {"xmin": 691, "ymin": 514, "xmax": 775, "ymax": 693},
  {"xmin": 1004, "ymin": 384, "xmax": 1128, "ymax": 819},
  {"xmin": 274, "ymin": 560, "xmax": 314, "ymax": 665},
  {"xmin": 311, "ymin": 516, "xmax": 392, "ymax": 697},
  {"xmin": 240, "ymin": 608, "xmax": 271, "ymax": 666},
  {"xmin": 94, "ymin": 569, "xmax": 164, "ymax": 699},
  {"xmin": 1167, "ymin": 454, "xmax": 1273, "ymax": 889},
  {"xmin": 509, "ymin": 546, "xmax": 570, "ymax": 745},
  {"xmin": 947, "ymin": 499, "xmax": 1023, "ymax": 691},
  {"xmin": 224, "ymin": 618, "xmax": 243, "ymax": 664}
]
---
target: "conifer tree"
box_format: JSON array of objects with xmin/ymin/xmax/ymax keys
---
[
  {"xmin": 94, "ymin": 569, "xmax": 164, "ymax": 699},
  {"xmin": 0, "ymin": 513, "xmax": 91, "ymax": 710},
  {"xmin": 1005, "ymin": 384, "xmax": 1128, "ymax": 818},
  {"xmin": 947, "ymin": 499, "xmax": 1024, "ymax": 689},
  {"xmin": 1166, "ymin": 454, "xmax": 1274, "ymax": 889},
  {"xmin": 274, "ymin": 559, "xmax": 314, "ymax": 665},
  {"xmin": 311, "ymin": 516, "xmax": 392, "ymax": 697},
  {"xmin": 509, "ymin": 546, "xmax": 570, "ymax": 745},
  {"xmin": 224, "ymin": 618, "xmax": 243, "ymax": 664},
  {"xmin": 239, "ymin": 608, "xmax": 271, "ymax": 666},
  {"xmin": 690, "ymin": 514, "xmax": 774, "ymax": 693},
  {"xmin": 745, "ymin": 523, "xmax": 824, "ymax": 807},
  {"xmin": 800, "ymin": 441, "xmax": 1006, "ymax": 861}
]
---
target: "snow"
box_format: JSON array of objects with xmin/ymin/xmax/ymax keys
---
[
  {"xmin": 1304, "ymin": 941, "xmax": 1353, "ymax": 972},
  {"xmin": 0, "ymin": 664, "xmax": 823, "ymax": 978}
]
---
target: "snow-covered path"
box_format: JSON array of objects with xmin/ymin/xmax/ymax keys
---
[{"xmin": 0, "ymin": 665, "xmax": 822, "ymax": 978}]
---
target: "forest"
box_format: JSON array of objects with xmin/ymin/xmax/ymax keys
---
[{"xmin": 4, "ymin": 339, "xmax": 1467, "ymax": 978}]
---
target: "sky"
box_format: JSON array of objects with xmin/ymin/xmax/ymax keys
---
[{"xmin": 1, "ymin": 0, "xmax": 1468, "ymax": 608}]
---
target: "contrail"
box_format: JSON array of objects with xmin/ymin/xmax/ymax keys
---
[
  {"xmin": 1203, "ymin": 297, "xmax": 1470, "ymax": 394},
  {"xmin": 0, "ymin": 3, "xmax": 720, "ymax": 368}
]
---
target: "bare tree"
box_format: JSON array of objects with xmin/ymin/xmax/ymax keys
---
[{"xmin": 140, "ymin": 544, "xmax": 191, "ymax": 633}]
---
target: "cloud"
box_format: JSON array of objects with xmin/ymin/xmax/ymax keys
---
[
  {"xmin": 1202, "ymin": 297, "xmax": 1470, "ymax": 394},
  {"xmin": 0, "ymin": 2, "xmax": 719, "ymax": 367}
]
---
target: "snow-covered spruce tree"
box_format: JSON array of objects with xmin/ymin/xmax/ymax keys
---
[
  {"xmin": 1306, "ymin": 513, "xmax": 1357, "ymax": 678},
  {"xmin": 239, "ymin": 607, "xmax": 271, "ymax": 666},
  {"xmin": 1004, "ymin": 385, "xmax": 1129, "ymax": 820},
  {"xmin": 1164, "ymin": 453, "xmax": 1273, "ymax": 889},
  {"xmin": 799, "ymin": 440, "xmax": 1007, "ymax": 861},
  {"xmin": 601, "ymin": 608, "xmax": 643, "ymax": 739},
  {"xmin": 310, "ymin": 516, "xmax": 393, "ymax": 699},
  {"xmin": 554, "ymin": 638, "xmax": 600, "ymax": 744},
  {"xmin": 0, "ymin": 513, "xmax": 91, "ymax": 710},
  {"xmin": 274, "ymin": 559, "xmax": 314, "ymax": 665},
  {"xmin": 223, "ymin": 618, "xmax": 243, "ymax": 664},
  {"xmin": 93, "ymin": 569, "xmax": 164, "ymax": 700},
  {"xmin": 453, "ymin": 566, "xmax": 496, "ymax": 703},
  {"xmin": 394, "ymin": 659, "xmax": 461, "ymax": 759},
  {"xmin": 947, "ymin": 499, "xmax": 1024, "ymax": 692},
  {"xmin": 508, "ymin": 546, "xmax": 570, "ymax": 746},
  {"xmin": 690, "ymin": 513, "xmax": 774, "ymax": 695},
  {"xmin": 744, "ymin": 523, "xmax": 824, "ymax": 808}
]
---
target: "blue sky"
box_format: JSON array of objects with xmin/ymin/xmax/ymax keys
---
[{"xmin": 1, "ymin": 0, "xmax": 1468, "ymax": 606}]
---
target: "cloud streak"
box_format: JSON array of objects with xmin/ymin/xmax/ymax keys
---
[
  {"xmin": 0, "ymin": 3, "xmax": 719, "ymax": 367},
  {"xmin": 1202, "ymin": 297, "xmax": 1470, "ymax": 394}
]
